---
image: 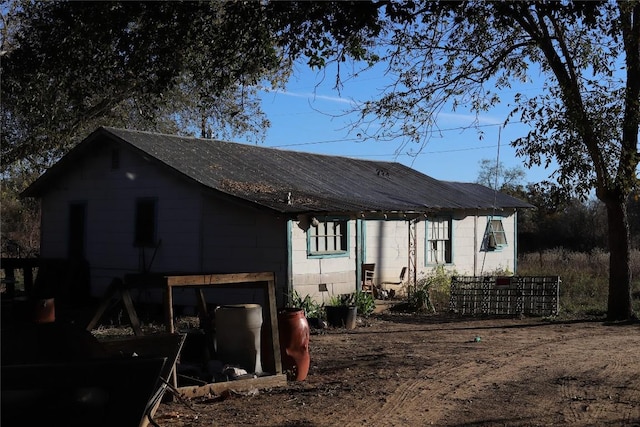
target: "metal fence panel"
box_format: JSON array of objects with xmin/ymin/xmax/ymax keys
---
[{"xmin": 450, "ymin": 276, "xmax": 560, "ymax": 317}]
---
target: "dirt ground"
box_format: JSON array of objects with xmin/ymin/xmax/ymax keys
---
[{"xmin": 154, "ymin": 311, "xmax": 640, "ymax": 427}]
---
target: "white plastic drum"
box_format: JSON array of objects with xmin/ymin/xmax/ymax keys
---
[{"xmin": 215, "ymin": 304, "xmax": 263, "ymax": 374}]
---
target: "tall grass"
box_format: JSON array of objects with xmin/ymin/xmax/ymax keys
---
[
  {"xmin": 408, "ymin": 249, "xmax": 640, "ymax": 318},
  {"xmin": 517, "ymin": 249, "xmax": 640, "ymax": 317}
]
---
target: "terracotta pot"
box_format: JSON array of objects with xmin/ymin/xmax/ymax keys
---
[
  {"xmin": 33, "ymin": 298, "xmax": 55, "ymax": 323},
  {"xmin": 277, "ymin": 308, "xmax": 310, "ymax": 381}
]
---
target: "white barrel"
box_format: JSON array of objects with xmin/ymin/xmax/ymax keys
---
[{"xmin": 215, "ymin": 304, "xmax": 263, "ymax": 374}]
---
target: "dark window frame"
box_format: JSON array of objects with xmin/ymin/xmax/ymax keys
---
[
  {"xmin": 68, "ymin": 201, "xmax": 87, "ymax": 258},
  {"xmin": 134, "ymin": 198, "xmax": 158, "ymax": 247}
]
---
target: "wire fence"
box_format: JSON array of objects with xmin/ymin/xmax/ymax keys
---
[{"xmin": 450, "ymin": 276, "xmax": 560, "ymax": 317}]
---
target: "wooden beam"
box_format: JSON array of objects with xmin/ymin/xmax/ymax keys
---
[
  {"xmin": 161, "ymin": 272, "xmax": 282, "ymax": 375},
  {"xmin": 176, "ymin": 374, "xmax": 288, "ymax": 399},
  {"xmin": 165, "ymin": 272, "xmax": 275, "ymax": 287}
]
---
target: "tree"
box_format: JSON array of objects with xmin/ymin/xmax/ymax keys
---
[
  {"xmin": 0, "ymin": 1, "xmax": 289, "ymax": 174},
  {"xmin": 3, "ymin": 1, "xmax": 638, "ymax": 320},
  {"xmin": 476, "ymin": 158, "xmax": 526, "ymax": 193},
  {"xmin": 1, "ymin": 0, "xmax": 382, "ymax": 175},
  {"xmin": 0, "ymin": 167, "xmax": 40, "ymax": 257},
  {"xmin": 0, "ymin": 0, "xmax": 383, "ymax": 254},
  {"xmin": 311, "ymin": 1, "xmax": 638, "ymax": 321}
]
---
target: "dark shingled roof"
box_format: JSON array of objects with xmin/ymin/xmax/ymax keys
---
[{"xmin": 23, "ymin": 127, "xmax": 533, "ymax": 213}]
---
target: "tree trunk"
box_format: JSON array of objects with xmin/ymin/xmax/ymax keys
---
[{"xmin": 605, "ymin": 199, "xmax": 633, "ymax": 321}]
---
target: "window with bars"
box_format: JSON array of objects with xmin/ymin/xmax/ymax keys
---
[
  {"xmin": 307, "ymin": 217, "xmax": 348, "ymax": 257},
  {"xmin": 484, "ymin": 218, "xmax": 507, "ymax": 250},
  {"xmin": 427, "ymin": 217, "xmax": 452, "ymax": 264}
]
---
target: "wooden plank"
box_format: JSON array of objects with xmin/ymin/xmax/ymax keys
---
[
  {"xmin": 121, "ymin": 288, "xmax": 143, "ymax": 336},
  {"xmin": 165, "ymin": 281, "xmax": 175, "ymax": 334},
  {"xmin": 176, "ymin": 374, "xmax": 288, "ymax": 399},
  {"xmin": 162, "ymin": 272, "xmax": 282, "ymax": 375},
  {"xmin": 166, "ymin": 272, "xmax": 275, "ymax": 287},
  {"xmin": 86, "ymin": 280, "xmax": 120, "ymax": 331},
  {"xmin": 86, "ymin": 279, "xmax": 143, "ymax": 335},
  {"xmin": 263, "ymin": 276, "xmax": 282, "ymax": 374},
  {"xmin": 163, "ymin": 281, "xmax": 178, "ymax": 390}
]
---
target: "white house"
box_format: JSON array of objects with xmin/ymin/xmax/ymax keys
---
[{"xmin": 22, "ymin": 127, "xmax": 532, "ymax": 308}]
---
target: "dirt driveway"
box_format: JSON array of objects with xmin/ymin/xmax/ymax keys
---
[{"xmin": 155, "ymin": 313, "xmax": 640, "ymax": 427}]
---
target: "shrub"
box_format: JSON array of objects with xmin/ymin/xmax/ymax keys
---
[
  {"xmin": 327, "ymin": 291, "xmax": 376, "ymax": 316},
  {"xmin": 287, "ymin": 290, "xmax": 324, "ymax": 319},
  {"xmin": 353, "ymin": 290, "xmax": 375, "ymax": 317},
  {"xmin": 408, "ymin": 265, "xmax": 457, "ymax": 313}
]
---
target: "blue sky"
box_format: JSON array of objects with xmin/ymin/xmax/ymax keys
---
[{"xmin": 253, "ymin": 63, "xmax": 556, "ymax": 186}]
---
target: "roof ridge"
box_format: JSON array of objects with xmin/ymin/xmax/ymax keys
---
[{"xmin": 103, "ymin": 126, "xmax": 403, "ymax": 167}]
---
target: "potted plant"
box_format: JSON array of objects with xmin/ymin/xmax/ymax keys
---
[
  {"xmin": 352, "ymin": 290, "xmax": 376, "ymax": 317},
  {"xmin": 325, "ymin": 294, "xmax": 358, "ymax": 329},
  {"xmin": 286, "ymin": 290, "xmax": 325, "ymax": 328}
]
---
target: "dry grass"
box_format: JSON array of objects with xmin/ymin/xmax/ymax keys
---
[{"xmin": 518, "ymin": 249, "xmax": 640, "ymax": 316}]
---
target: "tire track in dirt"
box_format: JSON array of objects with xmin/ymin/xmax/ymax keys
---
[
  {"xmin": 552, "ymin": 329, "xmax": 640, "ymax": 426},
  {"xmin": 344, "ymin": 322, "xmax": 635, "ymax": 426}
]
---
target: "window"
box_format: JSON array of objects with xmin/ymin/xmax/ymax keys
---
[
  {"xmin": 134, "ymin": 198, "xmax": 157, "ymax": 247},
  {"xmin": 484, "ymin": 218, "xmax": 507, "ymax": 250},
  {"xmin": 68, "ymin": 202, "xmax": 86, "ymax": 258},
  {"xmin": 111, "ymin": 148, "xmax": 120, "ymax": 170},
  {"xmin": 307, "ymin": 217, "xmax": 348, "ymax": 257},
  {"xmin": 427, "ymin": 217, "xmax": 452, "ymax": 264}
]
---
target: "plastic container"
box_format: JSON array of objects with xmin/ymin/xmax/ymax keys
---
[{"xmin": 215, "ymin": 304, "xmax": 263, "ymax": 374}]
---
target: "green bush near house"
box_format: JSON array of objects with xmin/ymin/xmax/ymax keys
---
[
  {"xmin": 353, "ymin": 291, "xmax": 375, "ymax": 317},
  {"xmin": 327, "ymin": 291, "xmax": 376, "ymax": 317},
  {"xmin": 408, "ymin": 265, "xmax": 457, "ymax": 313},
  {"xmin": 287, "ymin": 290, "xmax": 324, "ymax": 319}
]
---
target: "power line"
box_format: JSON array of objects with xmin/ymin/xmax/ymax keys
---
[
  {"xmin": 351, "ymin": 144, "xmax": 502, "ymax": 158},
  {"xmin": 270, "ymin": 120, "xmax": 523, "ymax": 149}
]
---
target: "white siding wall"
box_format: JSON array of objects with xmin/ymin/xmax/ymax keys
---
[
  {"xmin": 289, "ymin": 217, "xmax": 357, "ymax": 305},
  {"xmin": 361, "ymin": 211, "xmax": 518, "ymax": 284},
  {"xmin": 198, "ymin": 197, "xmax": 288, "ymax": 306},
  {"xmin": 363, "ymin": 219, "xmax": 415, "ymax": 284},
  {"xmin": 449, "ymin": 213, "xmax": 477, "ymax": 274},
  {"xmin": 39, "ymin": 143, "xmax": 203, "ymax": 296},
  {"xmin": 441, "ymin": 209, "xmax": 518, "ymax": 276},
  {"xmin": 466, "ymin": 210, "xmax": 518, "ymax": 275},
  {"xmin": 37, "ymin": 139, "xmax": 520, "ymax": 305}
]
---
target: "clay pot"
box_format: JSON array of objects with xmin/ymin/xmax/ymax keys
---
[
  {"xmin": 277, "ymin": 308, "xmax": 310, "ymax": 381},
  {"xmin": 33, "ymin": 298, "xmax": 55, "ymax": 323}
]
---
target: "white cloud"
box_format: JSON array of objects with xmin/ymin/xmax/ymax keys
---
[{"xmin": 265, "ymin": 89, "xmax": 356, "ymax": 105}]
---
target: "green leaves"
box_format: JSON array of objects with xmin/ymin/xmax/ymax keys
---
[{"xmin": 1, "ymin": 1, "xmax": 287, "ymax": 173}]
